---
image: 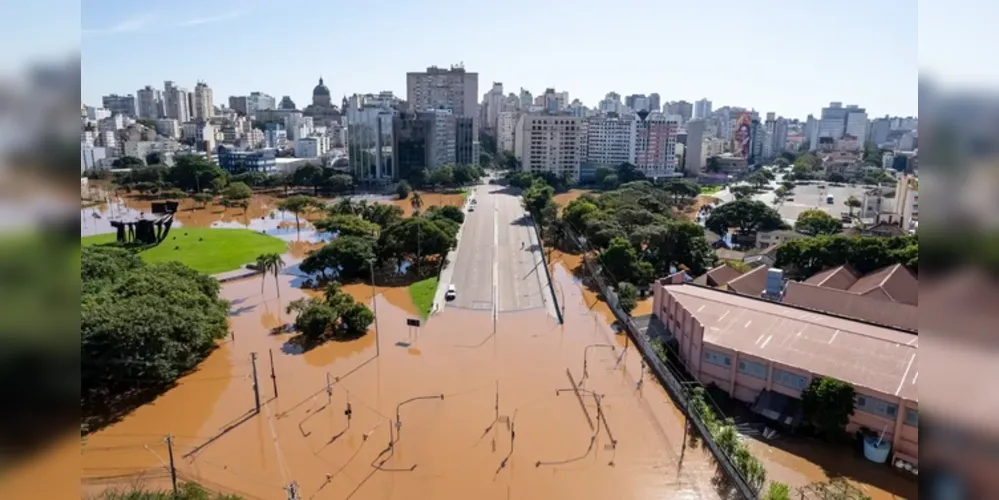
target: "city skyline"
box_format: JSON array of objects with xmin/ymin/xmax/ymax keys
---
[{"xmin": 82, "ymin": 0, "xmax": 917, "ymax": 120}]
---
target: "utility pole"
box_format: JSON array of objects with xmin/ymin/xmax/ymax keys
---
[
  {"xmin": 269, "ymin": 349, "xmax": 278, "ymax": 399},
  {"xmin": 250, "ymin": 352, "xmax": 261, "ymax": 413},
  {"xmin": 369, "ymin": 260, "xmax": 380, "ymax": 356},
  {"xmin": 165, "ymin": 435, "xmax": 178, "ymax": 498}
]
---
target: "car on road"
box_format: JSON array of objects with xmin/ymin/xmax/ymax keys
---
[{"xmin": 445, "ymin": 284, "xmax": 457, "ymax": 301}]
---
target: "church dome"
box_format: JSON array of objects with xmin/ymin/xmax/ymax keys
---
[{"xmin": 313, "ymin": 77, "xmax": 330, "ymax": 97}]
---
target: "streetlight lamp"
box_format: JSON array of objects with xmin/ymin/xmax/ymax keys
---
[{"xmin": 369, "ymin": 259, "xmax": 380, "ymax": 357}]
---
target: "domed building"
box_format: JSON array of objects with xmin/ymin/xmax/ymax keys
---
[{"xmin": 303, "ymin": 76, "xmax": 341, "ymax": 126}]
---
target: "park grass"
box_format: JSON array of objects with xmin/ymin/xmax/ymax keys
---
[
  {"xmin": 81, "ymin": 227, "xmax": 287, "ymax": 275},
  {"xmin": 699, "ymin": 185, "xmax": 723, "ymax": 195},
  {"xmin": 408, "ymin": 276, "xmax": 439, "ymax": 318}
]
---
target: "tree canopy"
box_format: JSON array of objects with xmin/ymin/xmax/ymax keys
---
[
  {"xmin": 169, "ymin": 155, "xmax": 227, "ymax": 192},
  {"xmin": 801, "ymin": 377, "xmax": 856, "ymax": 439},
  {"xmin": 794, "ymin": 209, "xmax": 843, "ymax": 236},
  {"xmin": 705, "ymin": 199, "xmax": 788, "ymax": 237},
  {"xmin": 285, "ymin": 281, "xmax": 373, "ymax": 342},
  {"xmin": 775, "ymin": 233, "xmax": 917, "ymax": 278},
  {"xmin": 82, "ymin": 246, "xmax": 229, "ymax": 430}
]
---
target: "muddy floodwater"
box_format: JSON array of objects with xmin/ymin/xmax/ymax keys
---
[{"xmin": 66, "ymin": 258, "xmax": 732, "ymax": 500}]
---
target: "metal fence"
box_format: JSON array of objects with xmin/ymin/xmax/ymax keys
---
[
  {"xmin": 562, "ymin": 224, "xmax": 758, "ymax": 500},
  {"xmin": 529, "ymin": 215, "xmax": 564, "ymax": 324}
]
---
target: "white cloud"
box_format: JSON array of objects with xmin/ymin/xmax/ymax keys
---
[
  {"xmin": 178, "ymin": 10, "xmax": 243, "ymax": 27},
  {"xmin": 82, "ymin": 13, "xmax": 156, "ymax": 37}
]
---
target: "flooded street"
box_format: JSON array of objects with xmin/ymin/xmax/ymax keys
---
[{"xmin": 70, "ymin": 255, "xmax": 726, "ymax": 500}]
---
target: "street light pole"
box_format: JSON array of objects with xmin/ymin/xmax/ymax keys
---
[{"xmin": 369, "ymin": 260, "xmax": 380, "ymax": 357}]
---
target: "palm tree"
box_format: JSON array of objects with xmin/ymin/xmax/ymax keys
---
[
  {"xmin": 410, "ymin": 191, "xmax": 424, "ymax": 215},
  {"xmin": 256, "ymin": 254, "xmax": 270, "ymax": 294},
  {"xmin": 256, "ymin": 253, "xmax": 286, "ymax": 298},
  {"xmin": 266, "ymin": 253, "xmax": 286, "ymax": 298}
]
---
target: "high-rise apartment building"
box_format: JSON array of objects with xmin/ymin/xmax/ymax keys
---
[
  {"xmin": 193, "ymin": 82, "xmax": 214, "ymax": 120},
  {"xmin": 484, "ymin": 82, "xmax": 504, "ymax": 131},
  {"xmin": 584, "ymin": 114, "xmax": 636, "ymax": 167},
  {"xmin": 634, "ymin": 112, "xmax": 679, "ymax": 178},
  {"xmin": 406, "ymin": 64, "xmax": 478, "ymax": 117},
  {"xmin": 665, "ymin": 101, "xmax": 693, "ymax": 123},
  {"xmin": 868, "ymin": 117, "xmax": 891, "ymax": 146},
  {"xmin": 163, "ymin": 81, "xmax": 190, "ymax": 122},
  {"xmin": 101, "ymin": 94, "xmax": 137, "ymax": 117},
  {"xmin": 648, "ymin": 93, "xmax": 661, "ymax": 113},
  {"xmin": 599, "ymin": 92, "xmax": 624, "ymax": 114},
  {"xmin": 515, "ymin": 114, "xmax": 583, "ymax": 181},
  {"xmin": 228, "ymin": 96, "xmax": 249, "ymax": 115},
  {"xmin": 454, "ymin": 117, "xmax": 479, "ymax": 166},
  {"xmin": 136, "ymin": 86, "xmax": 161, "ymax": 119},
  {"xmin": 684, "ymin": 118, "xmax": 705, "ymax": 177},
  {"xmin": 497, "ymin": 110, "xmax": 521, "ymax": 153},
  {"xmin": 519, "ymin": 88, "xmax": 533, "ymax": 110},
  {"xmin": 392, "ymin": 109, "xmax": 456, "ymax": 180},
  {"xmin": 844, "ymin": 106, "xmax": 868, "ymax": 149},
  {"xmin": 694, "ymin": 99, "xmax": 712, "ymax": 120}
]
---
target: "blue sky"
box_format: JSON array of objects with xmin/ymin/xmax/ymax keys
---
[{"xmin": 80, "ymin": 0, "xmax": 921, "ymax": 119}]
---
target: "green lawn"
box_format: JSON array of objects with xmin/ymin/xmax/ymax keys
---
[
  {"xmin": 81, "ymin": 227, "xmax": 287, "ymax": 275},
  {"xmin": 700, "ymin": 185, "xmax": 723, "ymax": 195},
  {"xmin": 408, "ymin": 276, "xmax": 439, "ymax": 318}
]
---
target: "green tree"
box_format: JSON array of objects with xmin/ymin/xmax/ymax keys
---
[
  {"xmin": 479, "ymin": 152, "xmax": 493, "ymax": 168},
  {"xmin": 616, "ymin": 282, "xmax": 639, "ymax": 315},
  {"xmin": 601, "ymin": 173, "xmax": 620, "ymax": 190},
  {"xmin": 561, "ymin": 197, "xmax": 599, "ymax": 232},
  {"xmin": 844, "ymin": 195, "xmax": 863, "ymax": 216},
  {"xmin": 795, "ymin": 209, "xmax": 843, "ymax": 236},
  {"xmin": 705, "ymin": 199, "xmax": 787, "ymax": 237},
  {"xmin": 428, "ymin": 165, "xmax": 455, "ymax": 188},
  {"xmin": 82, "ymin": 248, "xmax": 229, "ymax": 431},
  {"xmin": 364, "ymin": 203, "xmax": 404, "ymax": 229},
  {"xmin": 170, "ymin": 155, "xmax": 227, "ymax": 192},
  {"xmin": 223, "ymin": 181, "xmax": 252, "ymax": 202},
  {"xmin": 325, "ymin": 174, "xmax": 353, "ymax": 194},
  {"xmin": 730, "ymin": 185, "xmax": 755, "ymax": 200},
  {"xmin": 594, "ymin": 166, "xmax": 614, "ymax": 184},
  {"xmin": 775, "ymin": 234, "xmax": 917, "ymax": 278},
  {"xmin": 801, "ymin": 376, "xmax": 856, "ymax": 439},
  {"xmin": 662, "ymin": 179, "xmax": 700, "ymax": 204},
  {"xmin": 426, "ymin": 204, "xmax": 465, "ymax": 225},
  {"xmin": 293, "ymin": 163, "xmax": 324, "ymax": 195},
  {"xmin": 747, "ymin": 170, "xmax": 770, "ymax": 190},
  {"xmin": 192, "ymin": 192, "xmax": 213, "ymax": 208},
  {"xmin": 112, "ymin": 156, "xmax": 145, "ymax": 168},
  {"xmin": 130, "ymin": 165, "xmax": 170, "ymax": 184},
  {"xmin": 396, "ymin": 180, "xmax": 412, "ymax": 200},
  {"xmin": 314, "ymin": 214, "xmax": 380, "ymax": 238},
  {"xmin": 601, "ymin": 237, "xmax": 640, "ymax": 283},
  {"xmin": 508, "ymin": 171, "xmax": 534, "ymax": 189},
  {"xmin": 277, "ymin": 195, "xmax": 317, "ymax": 233},
  {"xmin": 304, "ymin": 235, "xmax": 376, "ymax": 280}
]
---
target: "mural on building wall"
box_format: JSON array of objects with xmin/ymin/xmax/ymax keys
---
[{"xmin": 734, "ymin": 113, "xmax": 752, "ymax": 158}]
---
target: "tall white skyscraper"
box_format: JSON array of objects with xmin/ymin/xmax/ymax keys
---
[
  {"xmin": 136, "ymin": 85, "xmax": 161, "ymax": 119},
  {"xmin": 193, "ymin": 81, "xmax": 214, "ymax": 121},
  {"xmin": 684, "ymin": 118, "xmax": 705, "ymax": 177},
  {"xmin": 163, "ymin": 81, "xmax": 190, "ymax": 122}
]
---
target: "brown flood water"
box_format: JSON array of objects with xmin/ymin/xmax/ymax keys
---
[
  {"xmin": 546, "ymin": 249, "xmax": 917, "ymax": 500},
  {"xmin": 66, "ymin": 254, "xmax": 730, "ymax": 499}
]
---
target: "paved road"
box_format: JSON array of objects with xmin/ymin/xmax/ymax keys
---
[{"xmin": 446, "ymin": 183, "xmax": 554, "ymax": 314}]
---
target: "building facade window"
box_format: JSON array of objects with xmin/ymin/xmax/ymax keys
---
[
  {"xmin": 773, "ymin": 368, "xmax": 809, "ymax": 390},
  {"xmin": 703, "ymin": 349, "xmax": 731, "ymax": 368},
  {"xmin": 738, "ymin": 359, "xmax": 768, "ymax": 379},
  {"xmin": 904, "ymin": 408, "xmax": 918, "ymax": 427},
  {"xmin": 855, "ymin": 394, "xmax": 899, "ymax": 419}
]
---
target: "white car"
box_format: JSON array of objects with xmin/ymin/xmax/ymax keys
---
[{"xmin": 445, "ymin": 284, "xmax": 457, "ymax": 301}]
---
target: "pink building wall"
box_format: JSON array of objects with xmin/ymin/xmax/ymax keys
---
[{"xmin": 651, "ymin": 284, "xmax": 919, "ymax": 465}]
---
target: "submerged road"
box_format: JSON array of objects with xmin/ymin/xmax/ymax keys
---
[{"xmin": 446, "ymin": 183, "xmax": 555, "ymax": 316}]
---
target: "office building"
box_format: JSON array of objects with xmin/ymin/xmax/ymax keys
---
[
  {"xmin": 519, "ymin": 88, "xmax": 533, "ymax": 110},
  {"xmin": 216, "ymin": 145, "xmax": 277, "ymax": 173},
  {"xmin": 347, "ymin": 104, "xmax": 396, "ymax": 182},
  {"xmin": 484, "ymin": 82, "xmax": 504, "ymax": 130},
  {"xmin": 868, "ymin": 117, "xmax": 891, "ymax": 146},
  {"xmin": 247, "ymin": 92, "xmax": 276, "ymax": 115},
  {"xmin": 515, "ymin": 113, "xmax": 583, "ymax": 181},
  {"xmin": 694, "ymin": 99, "xmax": 712, "ymax": 119},
  {"xmin": 263, "ymin": 123, "xmax": 288, "ymax": 149},
  {"xmin": 154, "ymin": 118, "xmax": 180, "ymax": 139},
  {"xmin": 454, "ymin": 116, "xmax": 478, "ymax": 166},
  {"xmin": 584, "ymin": 113, "xmax": 636, "ymax": 167},
  {"xmin": 684, "ymin": 119, "xmax": 705, "ymax": 177},
  {"xmin": 392, "ymin": 109, "xmax": 456, "ymax": 180},
  {"xmin": 101, "ymin": 94, "xmax": 137, "ymax": 118},
  {"xmin": 193, "ymin": 82, "xmax": 214, "ymax": 120},
  {"xmin": 136, "ymin": 86, "xmax": 161, "ymax": 119},
  {"xmin": 665, "ymin": 101, "xmax": 693, "ymax": 123},
  {"xmin": 634, "ymin": 112, "xmax": 679, "ymax": 178},
  {"xmin": 81, "ymin": 143, "xmax": 107, "ymax": 172},
  {"xmin": 295, "ymin": 137, "xmax": 328, "ymax": 158}
]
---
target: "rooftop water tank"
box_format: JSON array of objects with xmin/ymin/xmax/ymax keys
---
[{"xmin": 764, "ymin": 268, "xmax": 784, "ymax": 299}]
